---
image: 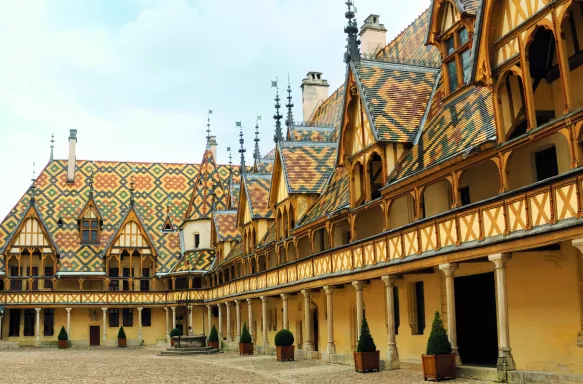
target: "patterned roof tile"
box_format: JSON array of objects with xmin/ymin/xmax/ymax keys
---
[
  {"xmin": 290, "ymin": 126, "xmax": 336, "ymax": 142},
  {"xmin": 258, "ymin": 221, "xmax": 276, "ymax": 248},
  {"xmin": 170, "ymin": 249, "xmax": 216, "ymax": 274},
  {"xmin": 243, "ymin": 174, "xmax": 273, "ymax": 219},
  {"xmin": 225, "ymin": 240, "xmax": 243, "ymax": 263},
  {"xmin": 280, "ymin": 142, "xmax": 338, "ymax": 194},
  {"xmin": 213, "ymin": 210, "xmax": 240, "ymax": 242},
  {"xmin": 300, "ymin": 167, "xmax": 349, "ymax": 227}
]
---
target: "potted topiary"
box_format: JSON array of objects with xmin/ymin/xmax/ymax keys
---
[
  {"xmin": 239, "ymin": 322, "xmax": 253, "ymax": 355},
  {"xmin": 118, "ymin": 326, "xmax": 127, "ymax": 347},
  {"xmin": 58, "ymin": 326, "xmax": 68, "ymax": 349},
  {"xmin": 354, "ymin": 317, "xmax": 380, "ymax": 373},
  {"xmin": 170, "ymin": 328, "xmax": 182, "ymax": 347},
  {"xmin": 207, "ymin": 325, "xmax": 220, "ymax": 349},
  {"xmin": 422, "ymin": 311, "xmax": 456, "ymax": 381},
  {"xmin": 274, "ymin": 329, "xmax": 295, "ymax": 361}
]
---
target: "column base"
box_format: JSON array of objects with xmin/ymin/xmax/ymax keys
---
[
  {"xmin": 303, "ymin": 341, "xmax": 313, "ymax": 352},
  {"xmin": 227, "ymin": 336, "xmax": 233, "ymax": 342},
  {"xmin": 452, "ymin": 346, "xmax": 461, "ymax": 365},
  {"xmin": 386, "ymin": 343, "xmax": 400, "ymax": 369},
  {"xmin": 326, "ymin": 342, "xmax": 336, "ymax": 355},
  {"xmin": 577, "ymin": 331, "xmax": 583, "ymax": 347},
  {"xmin": 262, "ymin": 341, "xmax": 269, "ymax": 351},
  {"xmin": 497, "ymin": 347, "xmax": 516, "ymax": 371}
]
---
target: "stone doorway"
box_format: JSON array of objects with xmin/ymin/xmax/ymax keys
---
[
  {"xmin": 89, "ymin": 326, "xmax": 100, "ymax": 346},
  {"xmin": 454, "ymin": 272, "xmax": 498, "ymax": 366},
  {"xmin": 311, "ymin": 307, "xmax": 319, "ymax": 352}
]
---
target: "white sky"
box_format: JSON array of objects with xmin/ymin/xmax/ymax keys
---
[{"xmin": 0, "ymin": 0, "xmax": 430, "ymax": 219}]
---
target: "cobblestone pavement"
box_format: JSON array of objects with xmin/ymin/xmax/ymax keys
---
[{"xmin": 0, "ymin": 347, "xmax": 492, "ymax": 384}]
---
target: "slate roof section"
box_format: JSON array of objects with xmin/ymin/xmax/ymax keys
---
[
  {"xmin": 289, "ymin": 126, "xmax": 336, "ymax": 142},
  {"xmin": 170, "ymin": 249, "xmax": 216, "ymax": 274},
  {"xmin": 376, "ymin": 8, "xmax": 441, "ymax": 65},
  {"xmin": 279, "ymin": 141, "xmax": 338, "ymax": 194},
  {"xmin": 225, "ymin": 240, "xmax": 243, "ymax": 263},
  {"xmin": 243, "ymin": 174, "xmax": 273, "ymax": 219},
  {"xmin": 390, "ymin": 86, "xmax": 497, "ymax": 182},
  {"xmin": 0, "ymin": 159, "xmax": 237, "ymax": 274},
  {"xmin": 213, "ymin": 210, "xmax": 240, "ymax": 242},
  {"xmin": 300, "ymin": 167, "xmax": 350, "ymax": 227},
  {"xmin": 353, "ymin": 60, "xmax": 439, "ymax": 143}
]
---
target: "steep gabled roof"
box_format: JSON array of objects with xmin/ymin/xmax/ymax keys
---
[
  {"xmin": 212, "ymin": 210, "xmax": 240, "ymax": 242},
  {"xmin": 352, "ymin": 60, "xmax": 439, "ymax": 143},
  {"xmin": 279, "ymin": 141, "xmax": 338, "ymax": 194},
  {"xmin": 169, "ymin": 249, "xmax": 216, "ymax": 275},
  {"xmin": 242, "ymin": 174, "xmax": 273, "ymax": 219},
  {"xmin": 224, "ymin": 240, "xmax": 243, "ymax": 263},
  {"xmin": 104, "ymin": 204, "xmax": 158, "ymax": 257},
  {"xmin": 300, "ymin": 167, "xmax": 349, "ymax": 227},
  {"xmin": 257, "ymin": 221, "xmax": 276, "ymax": 249}
]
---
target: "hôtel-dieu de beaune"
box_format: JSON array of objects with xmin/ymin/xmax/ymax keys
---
[{"xmin": 1, "ymin": 0, "xmax": 583, "ymax": 382}]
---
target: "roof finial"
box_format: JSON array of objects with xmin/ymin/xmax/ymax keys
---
[
  {"xmin": 254, "ymin": 115, "xmax": 261, "ymax": 162},
  {"xmin": 49, "ymin": 133, "xmax": 55, "ymax": 162},
  {"xmin": 286, "ymin": 74, "xmax": 294, "ymax": 134},
  {"xmin": 88, "ymin": 161, "xmax": 95, "ymax": 199},
  {"xmin": 129, "ymin": 174, "xmax": 135, "ymax": 207},
  {"xmin": 206, "ymin": 109, "xmax": 213, "ymax": 146},
  {"xmin": 344, "ymin": 0, "xmax": 361, "ymax": 63},
  {"xmin": 271, "ymin": 79, "xmax": 283, "ymax": 144},
  {"xmin": 227, "ymin": 146, "xmax": 233, "ymax": 185},
  {"xmin": 30, "ymin": 162, "xmax": 37, "ymax": 205},
  {"xmin": 237, "ymin": 121, "xmax": 246, "ymax": 174}
]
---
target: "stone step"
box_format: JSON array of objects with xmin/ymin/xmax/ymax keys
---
[
  {"xmin": 158, "ymin": 348, "xmax": 221, "ymax": 356},
  {"xmin": 165, "ymin": 346, "xmax": 217, "ymax": 352}
]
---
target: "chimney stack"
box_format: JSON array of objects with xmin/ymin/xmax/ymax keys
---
[
  {"xmin": 359, "ymin": 15, "xmax": 387, "ymax": 56},
  {"xmin": 67, "ymin": 129, "xmax": 77, "ymax": 183},
  {"xmin": 301, "ymin": 72, "xmax": 329, "ymax": 122},
  {"xmin": 209, "ymin": 135, "xmax": 218, "ymax": 160}
]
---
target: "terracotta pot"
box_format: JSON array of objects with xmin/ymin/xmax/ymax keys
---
[
  {"xmin": 208, "ymin": 341, "xmax": 220, "ymax": 349},
  {"xmin": 58, "ymin": 340, "xmax": 68, "ymax": 349},
  {"xmin": 422, "ymin": 354, "xmax": 456, "ymax": 381},
  {"xmin": 118, "ymin": 338, "xmax": 127, "ymax": 348},
  {"xmin": 354, "ymin": 350, "xmax": 380, "ymax": 373},
  {"xmin": 276, "ymin": 345, "xmax": 294, "ymax": 361},
  {"xmin": 239, "ymin": 342, "xmax": 253, "ymax": 355}
]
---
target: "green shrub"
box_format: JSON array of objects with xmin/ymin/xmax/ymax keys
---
[
  {"xmin": 208, "ymin": 325, "xmax": 219, "ymax": 343},
  {"xmin": 117, "ymin": 326, "xmax": 126, "ymax": 339},
  {"xmin": 170, "ymin": 328, "xmax": 182, "ymax": 337},
  {"xmin": 239, "ymin": 322, "xmax": 252, "ymax": 344},
  {"xmin": 426, "ymin": 311, "xmax": 452, "ymax": 355},
  {"xmin": 57, "ymin": 326, "xmax": 68, "ymax": 341},
  {"xmin": 356, "ymin": 317, "xmax": 376, "ymax": 353},
  {"xmin": 274, "ymin": 329, "xmax": 294, "ymax": 347}
]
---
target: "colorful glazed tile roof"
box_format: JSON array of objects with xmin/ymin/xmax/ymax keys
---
[
  {"xmin": 264, "ymin": 148, "xmax": 276, "ymax": 160},
  {"xmin": 0, "ymin": 158, "xmax": 238, "ymax": 275},
  {"xmin": 243, "ymin": 174, "xmax": 273, "ymax": 219},
  {"xmin": 213, "ymin": 210, "xmax": 240, "ymax": 242},
  {"xmin": 290, "ymin": 126, "xmax": 336, "ymax": 142},
  {"xmin": 279, "ymin": 141, "xmax": 338, "ymax": 194},
  {"xmin": 300, "ymin": 167, "xmax": 349, "ymax": 227},
  {"xmin": 170, "ymin": 249, "xmax": 216, "ymax": 274},
  {"xmin": 257, "ymin": 222, "xmax": 276, "ymax": 248},
  {"xmin": 228, "ymin": 183, "xmax": 240, "ymax": 210},
  {"xmin": 391, "ymin": 86, "xmax": 497, "ymax": 182},
  {"xmin": 308, "ymin": 84, "xmax": 345, "ymax": 140},
  {"xmin": 353, "ymin": 60, "xmax": 439, "ymax": 143},
  {"xmin": 224, "ymin": 240, "xmax": 243, "ymax": 263},
  {"xmin": 255, "ymin": 159, "xmax": 274, "ymax": 174},
  {"xmin": 375, "ymin": 8, "xmax": 441, "ymax": 65},
  {"xmin": 461, "ymin": 0, "xmax": 480, "ymax": 14}
]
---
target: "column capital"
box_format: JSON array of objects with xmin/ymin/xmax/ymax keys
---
[
  {"xmin": 65, "ymin": 308, "xmax": 72, "ymax": 313},
  {"xmin": 217, "ymin": 302, "xmax": 222, "ymax": 307},
  {"xmin": 572, "ymin": 238, "xmax": 583, "ymax": 254},
  {"xmin": 438, "ymin": 263, "xmax": 459, "ymax": 277},
  {"xmin": 246, "ymin": 298, "xmax": 253, "ymax": 304},
  {"xmin": 260, "ymin": 295, "xmax": 268, "ymax": 302},
  {"xmin": 381, "ymin": 275, "xmax": 399, "ymax": 286},
  {"xmin": 225, "ymin": 301, "xmax": 233, "ymax": 307},
  {"xmin": 102, "ymin": 308, "xmax": 108, "ymax": 312},
  {"xmin": 352, "ymin": 280, "xmax": 364, "ymax": 291},
  {"xmin": 323, "ymin": 285, "xmax": 335, "ymax": 295},
  {"xmin": 137, "ymin": 307, "xmax": 143, "ymax": 312},
  {"xmin": 235, "ymin": 299, "xmax": 241, "ymax": 306},
  {"xmin": 301, "ymin": 289, "xmax": 311, "ymax": 297},
  {"xmin": 164, "ymin": 307, "xmax": 169, "ymax": 313},
  {"xmin": 488, "ymin": 253, "xmax": 511, "ymax": 268},
  {"xmin": 171, "ymin": 306, "xmax": 176, "ymax": 312},
  {"xmin": 35, "ymin": 308, "xmax": 41, "ymax": 313},
  {"xmin": 280, "ymin": 293, "xmax": 289, "ymax": 300}
]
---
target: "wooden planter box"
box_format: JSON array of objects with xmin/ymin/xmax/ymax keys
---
[
  {"xmin": 276, "ymin": 345, "xmax": 295, "ymax": 361},
  {"xmin": 422, "ymin": 354, "xmax": 456, "ymax": 381},
  {"xmin": 354, "ymin": 350, "xmax": 380, "ymax": 373},
  {"xmin": 208, "ymin": 341, "xmax": 220, "ymax": 349},
  {"xmin": 239, "ymin": 342, "xmax": 253, "ymax": 355},
  {"xmin": 118, "ymin": 338, "xmax": 127, "ymax": 348},
  {"xmin": 58, "ymin": 340, "xmax": 68, "ymax": 349}
]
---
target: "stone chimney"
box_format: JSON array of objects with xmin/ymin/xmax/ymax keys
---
[
  {"xmin": 209, "ymin": 135, "xmax": 218, "ymax": 160},
  {"xmin": 67, "ymin": 129, "xmax": 77, "ymax": 183},
  {"xmin": 359, "ymin": 15, "xmax": 387, "ymax": 56},
  {"xmin": 301, "ymin": 72, "xmax": 330, "ymax": 122}
]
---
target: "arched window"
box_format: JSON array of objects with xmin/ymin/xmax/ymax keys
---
[
  {"xmin": 496, "ymin": 70, "xmax": 528, "ymax": 140},
  {"xmin": 560, "ymin": 3, "xmax": 583, "ymax": 110},
  {"xmin": 368, "ymin": 152, "xmax": 383, "ymax": 200},
  {"xmin": 352, "ymin": 162, "xmax": 365, "ymax": 206}
]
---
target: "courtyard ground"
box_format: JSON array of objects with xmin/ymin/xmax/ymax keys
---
[{"xmin": 0, "ymin": 347, "xmax": 492, "ymax": 384}]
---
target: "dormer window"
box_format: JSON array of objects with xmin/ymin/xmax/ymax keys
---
[
  {"xmin": 80, "ymin": 208, "xmax": 100, "ymax": 244},
  {"xmin": 443, "ymin": 26, "xmax": 471, "ymax": 94}
]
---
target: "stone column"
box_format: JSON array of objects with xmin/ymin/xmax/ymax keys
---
[
  {"xmin": 260, "ymin": 296, "xmax": 269, "ymax": 349},
  {"xmin": 171, "ymin": 306, "xmax": 176, "ymax": 330},
  {"xmin": 0, "ymin": 314, "xmax": 3, "ymax": 341},
  {"xmin": 137, "ymin": 307, "xmax": 143, "ymax": 341},
  {"xmin": 247, "ymin": 298, "xmax": 254, "ymax": 342},
  {"xmin": 35, "ymin": 308, "xmax": 41, "ymax": 342},
  {"xmin": 164, "ymin": 307, "xmax": 170, "ymax": 342},
  {"xmin": 352, "ymin": 281, "xmax": 364, "ymax": 331},
  {"xmin": 323, "ymin": 286, "xmax": 336, "ymax": 355},
  {"xmin": 66, "ymin": 308, "xmax": 72, "ymax": 338},
  {"xmin": 571, "ymin": 238, "xmax": 583, "ymax": 346},
  {"xmin": 280, "ymin": 293, "xmax": 289, "ymax": 330},
  {"xmin": 217, "ymin": 303, "xmax": 223, "ymax": 340},
  {"xmin": 301, "ymin": 290, "xmax": 313, "ymax": 351},
  {"xmin": 226, "ymin": 302, "xmax": 233, "ymax": 342},
  {"xmin": 188, "ymin": 306, "xmax": 193, "ymax": 336},
  {"xmin": 235, "ymin": 300, "xmax": 241, "ymax": 342},
  {"xmin": 489, "ymin": 253, "xmax": 516, "ymax": 370},
  {"xmin": 439, "ymin": 263, "xmax": 460, "ymax": 364},
  {"xmin": 102, "ymin": 308, "xmax": 108, "ymax": 343},
  {"xmin": 381, "ymin": 275, "xmax": 400, "ymax": 369},
  {"xmin": 207, "ymin": 305, "xmax": 212, "ymax": 336}
]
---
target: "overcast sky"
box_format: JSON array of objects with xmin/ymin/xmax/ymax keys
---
[{"xmin": 0, "ymin": 0, "xmax": 430, "ymax": 219}]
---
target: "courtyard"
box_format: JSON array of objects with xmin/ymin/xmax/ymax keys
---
[{"xmin": 0, "ymin": 347, "xmax": 492, "ymax": 384}]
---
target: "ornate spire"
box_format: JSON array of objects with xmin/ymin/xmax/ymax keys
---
[
  {"xmin": 272, "ymin": 79, "xmax": 283, "ymax": 144},
  {"xmin": 227, "ymin": 146, "xmax": 233, "ymax": 185},
  {"xmin": 344, "ymin": 0, "xmax": 360, "ymax": 63},
  {"xmin": 254, "ymin": 116, "xmax": 261, "ymax": 162},
  {"xmin": 206, "ymin": 110, "xmax": 213, "ymax": 147},
  {"xmin": 237, "ymin": 121, "xmax": 246, "ymax": 174},
  {"xmin": 285, "ymin": 74, "xmax": 294, "ymax": 134},
  {"xmin": 29, "ymin": 162, "xmax": 36, "ymax": 205},
  {"xmin": 129, "ymin": 174, "xmax": 135, "ymax": 207},
  {"xmin": 49, "ymin": 134, "xmax": 55, "ymax": 162}
]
